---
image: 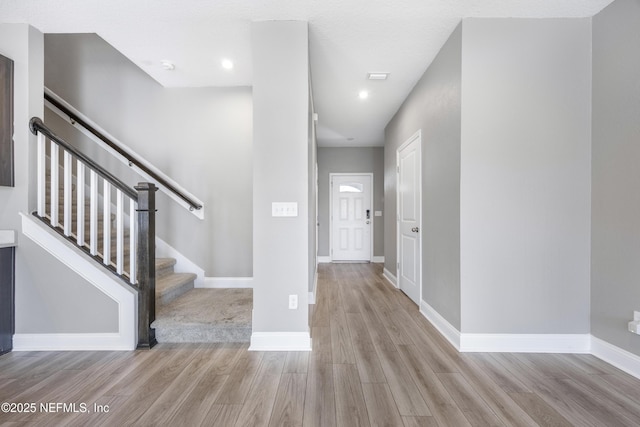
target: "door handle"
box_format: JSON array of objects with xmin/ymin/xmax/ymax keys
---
[
  {"xmin": 411, "ymin": 227, "xmax": 419, "ymax": 233},
  {"xmin": 366, "ymin": 220, "xmax": 370, "ymax": 224}
]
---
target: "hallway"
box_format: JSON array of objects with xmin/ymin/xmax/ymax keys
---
[{"xmin": 1, "ymin": 263, "xmax": 640, "ymax": 426}]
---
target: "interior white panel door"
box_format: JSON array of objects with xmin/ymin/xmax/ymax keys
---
[
  {"xmin": 398, "ymin": 135, "xmax": 421, "ymax": 304},
  {"xmin": 331, "ymin": 175, "xmax": 372, "ymax": 261}
]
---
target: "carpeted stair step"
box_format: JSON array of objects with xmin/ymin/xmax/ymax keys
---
[
  {"xmin": 152, "ymin": 288, "xmax": 252, "ymax": 343},
  {"xmin": 156, "ymin": 272, "xmax": 196, "ymax": 306},
  {"xmin": 156, "ymin": 258, "xmax": 177, "ymax": 279}
]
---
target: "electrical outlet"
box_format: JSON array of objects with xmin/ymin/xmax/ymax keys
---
[{"xmin": 289, "ymin": 294, "xmax": 298, "ymax": 310}]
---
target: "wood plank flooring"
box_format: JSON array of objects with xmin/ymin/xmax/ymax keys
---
[{"xmin": 1, "ymin": 263, "xmax": 640, "ymax": 426}]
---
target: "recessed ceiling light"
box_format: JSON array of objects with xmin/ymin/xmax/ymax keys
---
[
  {"xmin": 368, "ymin": 72, "xmax": 389, "ymax": 80},
  {"xmin": 221, "ymin": 58, "xmax": 234, "ymax": 70},
  {"xmin": 160, "ymin": 60, "xmax": 175, "ymax": 71},
  {"xmin": 358, "ymin": 90, "xmax": 369, "ymax": 100}
]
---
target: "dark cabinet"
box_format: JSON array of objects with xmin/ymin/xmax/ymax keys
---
[{"xmin": 0, "ymin": 247, "xmax": 15, "ymax": 355}]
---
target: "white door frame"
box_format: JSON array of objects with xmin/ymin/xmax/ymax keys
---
[
  {"xmin": 396, "ymin": 130, "xmax": 422, "ymax": 304},
  {"xmin": 329, "ymin": 172, "xmax": 374, "ymax": 262}
]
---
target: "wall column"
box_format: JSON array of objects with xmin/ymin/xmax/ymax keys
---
[{"xmin": 250, "ymin": 21, "xmax": 311, "ymax": 351}]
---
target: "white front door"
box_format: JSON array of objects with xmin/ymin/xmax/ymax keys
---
[
  {"xmin": 331, "ymin": 174, "xmax": 372, "ymax": 261},
  {"xmin": 397, "ymin": 132, "xmax": 421, "ymax": 304}
]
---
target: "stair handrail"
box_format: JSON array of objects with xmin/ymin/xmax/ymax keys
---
[
  {"xmin": 30, "ymin": 117, "xmax": 137, "ymax": 201},
  {"xmin": 30, "ymin": 116, "xmax": 157, "ymax": 349},
  {"xmin": 43, "ymin": 90, "xmax": 204, "ymax": 215}
]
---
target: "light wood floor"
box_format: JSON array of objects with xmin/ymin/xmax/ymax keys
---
[{"xmin": 2, "ymin": 263, "xmax": 640, "ymax": 426}]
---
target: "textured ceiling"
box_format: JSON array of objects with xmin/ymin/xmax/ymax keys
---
[{"xmin": 0, "ymin": 0, "xmax": 614, "ymax": 147}]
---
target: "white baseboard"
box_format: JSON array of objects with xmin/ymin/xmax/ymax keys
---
[
  {"xmin": 591, "ymin": 336, "xmax": 640, "ymax": 379},
  {"xmin": 318, "ymin": 256, "xmax": 383, "ymax": 264},
  {"xmin": 249, "ymin": 332, "xmax": 312, "ymax": 351},
  {"xmin": 419, "ymin": 300, "xmax": 461, "ymax": 351},
  {"xmin": 199, "ymin": 277, "xmax": 253, "ymax": 288},
  {"xmin": 155, "ymin": 237, "xmax": 205, "ymax": 287},
  {"xmin": 13, "ymin": 333, "xmax": 132, "ymax": 351},
  {"xmin": 460, "ymin": 333, "xmax": 591, "ymax": 353},
  {"xmin": 21, "ymin": 214, "xmax": 136, "ymax": 351},
  {"xmin": 419, "ymin": 298, "xmax": 590, "ymax": 354},
  {"xmin": 382, "ymin": 268, "xmax": 398, "ymax": 288}
]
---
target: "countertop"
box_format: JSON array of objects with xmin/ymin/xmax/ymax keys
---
[{"xmin": 0, "ymin": 230, "xmax": 16, "ymax": 248}]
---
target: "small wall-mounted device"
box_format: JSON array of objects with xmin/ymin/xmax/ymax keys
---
[
  {"xmin": 272, "ymin": 202, "xmax": 298, "ymax": 217},
  {"xmin": 289, "ymin": 294, "xmax": 298, "ymax": 310}
]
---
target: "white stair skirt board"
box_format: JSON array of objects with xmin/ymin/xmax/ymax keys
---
[
  {"xmin": 155, "ymin": 237, "xmax": 205, "ymax": 287},
  {"xmin": 13, "ymin": 333, "xmax": 131, "ymax": 351},
  {"xmin": 382, "ymin": 267, "xmax": 398, "ymax": 288},
  {"xmin": 19, "ymin": 213, "xmax": 136, "ymax": 351},
  {"xmin": 249, "ymin": 332, "xmax": 312, "ymax": 351},
  {"xmin": 200, "ymin": 277, "xmax": 253, "ymax": 289},
  {"xmin": 591, "ymin": 336, "xmax": 640, "ymax": 380},
  {"xmin": 156, "ymin": 237, "xmax": 252, "ymax": 289}
]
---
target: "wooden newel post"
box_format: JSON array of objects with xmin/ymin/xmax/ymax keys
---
[{"xmin": 136, "ymin": 182, "xmax": 157, "ymax": 349}]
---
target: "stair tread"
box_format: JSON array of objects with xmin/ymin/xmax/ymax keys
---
[
  {"xmin": 156, "ymin": 257, "xmax": 177, "ymax": 271},
  {"xmin": 152, "ymin": 288, "xmax": 252, "ymax": 343},
  {"xmin": 157, "ymin": 272, "xmax": 197, "ymax": 291},
  {"xmin": 155, "ymin": 272, "xmax": 196, "ymax": 306}
]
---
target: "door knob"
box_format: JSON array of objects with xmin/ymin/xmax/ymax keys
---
[
  {"xmin": 411, "ymin": 227, "xmax": 419, "ymax": 233},
  {"xmin": 366, "ymin": 220, "xmax": 370, "ymax": 224}
]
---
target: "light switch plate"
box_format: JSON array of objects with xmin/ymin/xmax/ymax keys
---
[
  {"xmin": 374, "ymin": 211, "xmax": 382, "ymax": 217},
  {"xmin": 272, "ymin": 202, "xmax": 298, "ymax": 217}
]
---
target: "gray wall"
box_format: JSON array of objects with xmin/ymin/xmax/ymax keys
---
[
  {"xmin": 460, "ymin": 18, "xmax": 592, "ymax": 334},
  {"xmin": 44, "ymin": 34, "xmax": 253, "ymax": 277},
  {"xmin": 385, "ymin": 24, "xmax": 462, "ymax": 329},
  {"xmin": 317, "ymin": 147, "xmax": 384, "ymax": 258},
  {"xmin": 252, "ymin": 21, "xmax": 310, "ymax": 334},
  {"xmin": 0, "ymin": 25, "xmax": 119, "ymax": 334},
  {"xmin": 308, "ymin": 92, "xmax": 317, "ymax": 292},
  {"xmin": 592, "ymin": 0, "xmax": 640, "ymax": 356},
  {"xmin": 385, "ymin": 18, "xmax": 592, "ymax": 334}
]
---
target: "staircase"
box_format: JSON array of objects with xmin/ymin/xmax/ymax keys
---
[
  {"xmin": 153, "ymin": 258, "xmax": 252, "ymax": 343},
  {"xmin": 35, "ymin": 117, "xmax": 251, "ymax": 347}
]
